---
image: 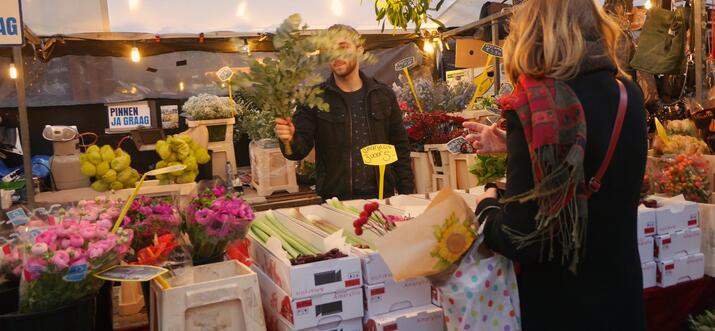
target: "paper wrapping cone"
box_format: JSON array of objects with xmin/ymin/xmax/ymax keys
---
[{"xmin": 375, "ymin": 189, "xmax": 477, "ymax": 282}]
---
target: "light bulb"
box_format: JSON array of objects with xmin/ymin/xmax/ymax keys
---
[
  {"xmin": 130, "ymin": 47, "xmax": 141, "ymax": 63},
  {"xmin": 423, "ymin": 40, "xmax": 434, "ymax": 54},
  {"xmin": 179, "ymin": 81, "xmax": 185, "ymax": 91},
  {"xmin": 644, "ymin": 0, "xmax": 652, "ymax": 10},
  {"xmin": 9, "ymin": 63, "xmax": 17, "ymax": 79},
  {"xmin": 331, "ymin": 0, "xmax": 343, "ymax": 16},
  {"xmin": 236, "ymin": 0, "xmax": 247, "ymax": 17}
]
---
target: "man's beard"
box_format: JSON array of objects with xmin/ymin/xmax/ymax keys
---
[{"xmin": 332, "ymin": 59, "xmax": 358, "ymax": 78}]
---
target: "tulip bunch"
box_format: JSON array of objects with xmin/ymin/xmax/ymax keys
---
[{"xmin": 653, "ymin": 152, "xmax": 711, "ymax": 203}]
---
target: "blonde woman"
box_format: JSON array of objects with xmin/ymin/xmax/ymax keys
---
[{"xmin": 466, "ymin": 0, "xmax": 647, "ymax": 329}]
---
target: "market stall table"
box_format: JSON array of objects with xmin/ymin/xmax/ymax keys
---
[{"xmin": 645, "ymin": 276, "xmax": 715, "ymax": 331}]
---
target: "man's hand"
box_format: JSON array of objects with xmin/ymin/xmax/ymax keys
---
[
  {"xmin": 463, "ymin": 122, "xmax": 507, "ymax": 154},
  {"xmin": 275, "ymin": 118, "xmax": 295, "ymax": 142}
]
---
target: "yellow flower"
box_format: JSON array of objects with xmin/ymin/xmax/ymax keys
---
[{"xmin": 436, "ymin": 220, "xmax": 475, "ymax": 263}]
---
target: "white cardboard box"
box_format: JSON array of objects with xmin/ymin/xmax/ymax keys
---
[
  {"xmin": 642, "ymin": 261, "xmax": 657, "ymax": 289},
  {"xmin": 248, "ymin": 212, "xmax": 363, "ymax": 299},
  {"xmin": 254, "ymin": 265, "xmax": 364, "ymax": 330},
  {"xmin": 364, "ymin": 278, "xmax": 432, "ymax": 317},
  {"xmin": 364, "ymin": 305, "xmax": 444, "ymax": 331},
  {"xmin": 638, "ymin": 205, "xmax": 657, "ymax": 239},
  {"xmin": 656, "ymin": 253, "xmax": 706, "ymax": 288},
  {"xmin": 638, "ymin": 236, "xmax": 655, "ymax": 263},
  {"xmin": 652, "ymin": 197, "xmax": 699, "ymax": 235},
  {"xmin": 263, "ymin": 298, "xmax": 364, "ymax": 331},
  {"xmin": 654, "ymin": 228, "xmax": 702, "ymax": 260}
]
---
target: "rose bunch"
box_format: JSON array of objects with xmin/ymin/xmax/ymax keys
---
[{"xmin": 19, "ymin": 219, "xmax": 132, "ymax": 313}]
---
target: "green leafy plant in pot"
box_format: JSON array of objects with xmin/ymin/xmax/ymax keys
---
[{"xmin": 233, "ymin": 14, "xmax": 374, "ymax": 155}]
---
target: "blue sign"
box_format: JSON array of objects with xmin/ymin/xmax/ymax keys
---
[
  {"xmin": 64, "ymin": 264, "xmax": 88, "ymax": 282},
  {"xmin": 0, "ymin": 0, "xmax": 24, "ymax": 46},
  {"xmin": 6, "ymin": 208, "xmax": 28, "ymax": 226}
]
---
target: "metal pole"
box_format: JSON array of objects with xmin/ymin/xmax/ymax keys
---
[
  {"xmin": 491, "ymin": 19, "xmax": 501, "ymax": 95},
  {"xmin": 694, "ymin": 0, "xmax": 705, "ymax": 105},
  {"xmin": 12, "ymin": 46, "xmax": 34, "ymax": 205}
]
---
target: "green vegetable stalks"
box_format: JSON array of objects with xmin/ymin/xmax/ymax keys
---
[
  {"xmin": 289, "ymin": 208, "xmax": 370, "ymax": 248},
  {"xmin": 250, "ymin": 212, "xmax": 320, "ymax": 259},
  {"xmin": 469, "ymin": 154, "xmax": 507, "ymax": 186}
]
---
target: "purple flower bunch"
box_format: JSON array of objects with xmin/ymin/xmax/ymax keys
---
[
  {"xmin": 186, "ymin": 186, "xmax": 255, "ymax": 261},
  {"xmin": 123, "ymin": 195, "xmax": 181, "ymax": 255}
]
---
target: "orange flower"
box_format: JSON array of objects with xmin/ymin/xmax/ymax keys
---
[{"xmin": 134, "ymin": 233, "xmax": 178, "ymax": 266}]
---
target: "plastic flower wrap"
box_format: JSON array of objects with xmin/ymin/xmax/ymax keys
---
[
  {"xmin": 652, "ymin": 152, "xmax": 711, "ymax": 203},
  {"xmin": 186, "ymin": 186, "xmax": 255, "ymax": 261},
  {"xmin": 123, "ymin": 195, "xmax": 182, "ymax": 255},
  {"xmin": 18, "ymin": 220, "xmax": 133, "ymax": 313},
  {"xmin": 653, "ymin": 135, "xmax": 710, "ymax": 155},
  {"xmin": 0, "ymin": 234, "xmax": 23, "ymax": 286}
]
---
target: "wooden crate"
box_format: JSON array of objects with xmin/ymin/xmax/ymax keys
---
[
  {"xmin": 150, "ymin": 260, "xmax": 266, "ymax": 331},
  {"xmin": 410, "ymin": 152, "xmax": 433, "ymax": 194},
  {"xmin": 187, "ymin": 118, "xmax": 237, "ymax": 180},
  {"xmin": 449, "ymin": 153, "xmax": 479, "ymax": 191},
  {"xmin": 249, "ymin": 142, "xmax": 299, "ymax": 197},
  {"xmin": 424, "ymin": 144, "xmax": 453, "ymax": 190}
]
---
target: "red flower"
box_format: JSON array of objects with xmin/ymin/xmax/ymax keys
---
[{"xmin": 134, "ymin": 233, "xmax": 178, "ymax": 266}]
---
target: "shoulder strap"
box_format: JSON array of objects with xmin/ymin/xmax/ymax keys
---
[{"xmin": 587, "ymin": 79, "xmax": 628, "ymax": 197}]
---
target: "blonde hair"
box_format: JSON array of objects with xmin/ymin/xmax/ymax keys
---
[{"xmin": 504, "ymin": 0, "xmax": 626, "ymax": 83}]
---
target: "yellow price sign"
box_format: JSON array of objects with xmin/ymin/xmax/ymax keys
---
[{"xmin": 361, "ymin": 144, "xmax": 398, "ymax": 199}]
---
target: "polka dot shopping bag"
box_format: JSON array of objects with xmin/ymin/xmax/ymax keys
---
[{"xmin": 438, "ymin": 236, "xmax": 521, "ymax": 331}]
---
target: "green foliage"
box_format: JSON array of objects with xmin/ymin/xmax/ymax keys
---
[
  {"xmin": 469, "ymin": 154, "xmax": 507, "ymax": 185},
  {"xmin": 690, "ymin": 309, "xmax": 715, "ymax": 331},
  {"xmin": 233, "ymin": 14, "xmax": 374, "ymax": 123},
  {"xmin": 374, "ymin": 0, "xmax": 445, "ymax": 32},
  {"xmin": 234, "ymin": 96, "xmax": 277, "ymax": 141}
]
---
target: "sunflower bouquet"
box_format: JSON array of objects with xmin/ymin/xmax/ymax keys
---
[{"xmin": 353, "ymin": 189, "xmax": 477, "ymax": 281}]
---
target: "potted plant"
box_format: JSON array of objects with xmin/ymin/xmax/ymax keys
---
[{"xmin": 182, "ymin": 94, "xmax": 236, "ymax": 142}]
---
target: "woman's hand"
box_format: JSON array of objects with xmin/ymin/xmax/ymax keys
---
[{"xmin": 463, "ymin": 122, "xmax": 507, "ymax": 154}]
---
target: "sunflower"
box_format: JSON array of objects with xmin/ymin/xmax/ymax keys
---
[{"xmin": 432, "ymin": 213, "xmax": 476, "ymax": 267}]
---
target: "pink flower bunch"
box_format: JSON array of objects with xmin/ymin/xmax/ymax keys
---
[
  {"xmin": 123, "ymin": 195, "xmax": 181, "ymax": 254},
  {"xmin": 1, "ymin": 243, "xmax": 24, "ymax": 280},
  {"xmin": 65, "ymin": 196, "xmax": 122, "ymax": 223},
  {"xmin": 22, "ymin": 220, "xmax": 133, "ymax": 281},
  {"xmin": 186, "ymin": 186, "xmax": 255, "ymax": 260}
]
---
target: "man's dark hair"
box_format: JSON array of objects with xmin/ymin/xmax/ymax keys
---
[{"xmin": 328, "ymin": 24, "xmax": 364, "ymax": 47}]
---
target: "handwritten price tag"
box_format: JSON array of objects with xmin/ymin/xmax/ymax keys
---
[
  {"xmin": 361, "ymin": 144, "xmax": 398, "ymax": 166},
  {"xmin": 95, "ymin": 265, "xmax": 169, "ymax": 282},
  {"xmin": 481, "ymin": 44, "xmax": 503, "ymax": 58},
  {"xmin": 216, "ymin": 66, "xmax": 234, "ymax": 82},
  {"xmin": 361, "ymin": 144, "xmax": 398, "ymax": 200},
  {"xmin": 394, "ymin": 57, "xmax": 416, "ymax": 72}
]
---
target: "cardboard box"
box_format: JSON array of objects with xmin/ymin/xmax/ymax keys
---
[
  {"xmin": 638, "ymin": 205, "xmax": 657, "ymax": 239},
  {"xmin": 364, "ymin": 278, "xmax": 432, "ymax": 317},
  {"xmin": 383, "ymin": 195, "xmax": 430, "ymax": 217},
  {"xmin": 249, "ymin": 212, "xmax": 363, "ymax": 299},
  {"xmin": 455, "ymin": 39, "xmax": 504, "ymax": 69},
  {"xmin": 254, "ymin": 265, "xmax": 364, "ymax": 330},
  {"xmin": 431, "ymin": 287, "xmax": 443, "ymax": 308},
  {"xmin": 656, "ymin": 253, "xmax": 706, "ymax": 288},
  {"xmin": 364, "ymin": 305, "xmax": 444, "ymax": 331},
  {"xmin": 638, "ymin": 236, "xmax": 655, "ymax": 263},
  {"xmin": 652, "ymin": 197, "xmax": 699, "ymax": 235},
  {"xmin": 654, "ymin": 228, "xmax": 702, "ymax": 260},
  {"xmin": 642, "ymin": 261, "xmax": 657, "ymax": 289}
]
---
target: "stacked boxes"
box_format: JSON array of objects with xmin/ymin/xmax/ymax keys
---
[{"xmin": 638, "ymin": 198, "xmax": 706, "ymax": 288}]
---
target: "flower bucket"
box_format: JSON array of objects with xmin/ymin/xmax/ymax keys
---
[
  {"xmin": 192, "ymin": 253, "xmax": 224, "ymax": 266},
  {"xmin": 0, "ymin": 281, "xmax": 19, "ymax": 315},
  {"xmin": 207, "ymin": 125, "xmax": 228, "ymax": 142},
  {"xmin": 0, "ymin": 295, "xmax": 97, "ymax": 331}
]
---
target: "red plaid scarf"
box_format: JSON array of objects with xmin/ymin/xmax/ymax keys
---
[{"xmin": 499, "ymin": 75, "xmax": 588, "ymax": 272}]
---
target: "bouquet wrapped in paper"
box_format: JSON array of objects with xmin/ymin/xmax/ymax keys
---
[{"xmin": 354, "ymin": 189, "xmax": 477, "ymax": 281}]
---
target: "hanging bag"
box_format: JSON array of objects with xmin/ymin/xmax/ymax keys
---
[
  {"xmin": 437, "ymin": 235, "xmax": 521, "ymax": 331},
  {"xmin": 630, "ymin": 7, "xmax": 687, "ymax": 74}
]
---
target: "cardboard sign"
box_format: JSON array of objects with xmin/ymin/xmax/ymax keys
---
[
  {"xmin": 107, "ymin": 101, "xmax": 152, "ymax": 131},
  {"xmin": 361, "ymin": 144, "xmax": 398, "ymax": 199},
  {"xmin": 481, "ymin": 43, "xmax": 503, "ymax": 58},
  {"xmin": 216, "ymin": 66, "xmax": 234, "ymax": 82},
  {"xmin": 0, "ymin": 0, "xmax": 24, "ymax": 46},
  {"xmin": 361, "ymin": 144, "xmax": 398, "ymax": 166},
  {"xmin": 394, "ymin": 57, "xmax": 416, "ymax": 72},
  {"xmin": 160, "ymin": 105, "xmax": 179, "ymax": 129},
  {"xmin": 95, "ymin": 265, "xmax": 169, "ymax": 282}
]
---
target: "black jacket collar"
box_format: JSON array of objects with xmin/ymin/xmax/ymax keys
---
[{"xmin": 324, "ymin": 71, "xmax": 381, "ymax": 94}]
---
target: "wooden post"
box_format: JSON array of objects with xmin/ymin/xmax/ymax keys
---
[
  {"xmin": 13, "ymin": 46, "xmax": 34, "ymax": 205},
  {"xmin": 491, "ymin": 19, "xmax": 501, "ymax": 95},
  {"xmin": 694, "ymin": 0, "xmax": 705, "ymax": 105}
]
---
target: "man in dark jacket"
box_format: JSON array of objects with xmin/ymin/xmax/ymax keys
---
[{"xmin": 275, "ymin": 24, "xmax": 414, "ymax": 200}]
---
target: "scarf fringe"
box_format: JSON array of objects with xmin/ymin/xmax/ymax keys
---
[{"xmin": 501, "ymin": 145, "xmax": 587, "ymax": 273}]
